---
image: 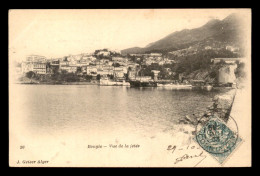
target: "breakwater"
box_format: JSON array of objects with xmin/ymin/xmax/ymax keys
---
[{"xmin": 177, "ymin": 88, "xmax": 237, "ymax": 134}]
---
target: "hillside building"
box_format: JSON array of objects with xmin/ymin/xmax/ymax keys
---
[{"xmin": 21, "ymin": 55, "xmax": 47, "ymax": 75}]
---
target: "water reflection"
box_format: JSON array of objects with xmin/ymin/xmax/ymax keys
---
[{"xmin": 16, "ymin": 84, "xmax": 222, "ymax": 138}]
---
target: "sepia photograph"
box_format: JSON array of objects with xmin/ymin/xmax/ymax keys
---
[{"xmin": 9, "ymin": 9, "xmax": 251, "ymax": 167}]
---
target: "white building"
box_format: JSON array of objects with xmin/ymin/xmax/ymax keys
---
[
  {"xmin": 21, "ymin": 55, "xmax": 47, "ymax": 74},
  {"xmin": 60, "ymin": 66, "xmax": 77, "ymax": 73},
  {"xmin": 112, "ymin": 57, "xmax": 128, "ymax": 63},
  {"xmin": 97, "ymin": 51, "xmax": 110, "ymax": 56},
  {"xmin": 226, "ymin": 45, "xmax": 240, "ymax": 52},
  {"xmin": 211, "ymin": 58, "xmax": 243, "ymax": 64},
  {"xmin": 205, "ymin": 46, "xmax": 212, "ymax": 50},
  {"xmin": 113, "ymin": 67, "xmax": 125, "ymax": 78},
  {"xmin": 60, "ymin": 59, "xmax": 77, "ymax": 73},
  {"xmin": 150, "ymin": 53, "xmax": 162, "ymax": 57},
  {"xmin": 86, "ymin": 66, "xmax": 98, "ymax": 75},
  {"xmin": 218, "ymin": 64, "xmax": 237, "ymax": 84},
  {"xmin": 82, "ymin": 55, "xmax": 96, "ymax": 61}
]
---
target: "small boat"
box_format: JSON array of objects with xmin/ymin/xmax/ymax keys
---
[
  {"xmin": 99, "ymin": 78, "xmax": 130, "ymax": 86},
  {"xmin": 129, "ymin": 80, "xmax": 157, "ymax": 87},
  {"xmin": 121, "ymin": 80, "xmax": 130, "ymax": 86},
  {"xmin": 157, "ymin": 83, "xmax": 164, "ymax": 87},
  {"xmin": 202, "ymin": 84, "xmax": 213, "ymax": 91}
]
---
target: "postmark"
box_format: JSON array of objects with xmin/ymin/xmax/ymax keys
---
[{"xmin": 194, "ymin": 115, "xmax": 242, "ymax": 164}]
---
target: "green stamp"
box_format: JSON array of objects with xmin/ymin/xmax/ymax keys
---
[{"xmin": 195, "ymin": 115, "xmax": 242, "ymax": 164}]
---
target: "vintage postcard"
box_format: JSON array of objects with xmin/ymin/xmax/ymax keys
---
[{"xmin": 9, "ymin": 9, "xmax": 251, "ymax": 167}]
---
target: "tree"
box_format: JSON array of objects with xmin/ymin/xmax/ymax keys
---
[
  {"xmin": 112, "ymin": 63, "xmax": 121, "ymax": 67},
  {"xmin": 158, "ymin": 69, "xmax": 168, "ymax": 79},
  {"xmin": 61, "ymin": 70, "xmax": 68, "ymax": 75},
  {"xmin": 151, "ymin": 72, "xmax": 155, "ymax": 79},
  {"xmin": 109, "ymin": 74, "xmax": 114, "ymax": 79},
  {"xmin": 209, "ymin": 70, "xmax": 218, "ymax": 78},
  {"xmin": 26, "ymin": 71, "xmax": 36, "ymax": 79},
  {"xmin": 76, "ymin": 67, "xmax": 82, "ymax": 73},
  {"xmin": 96, "ymin": 74, "xmax": 101, "ymax": 80},
  {"xmin": 64, "ymin": 73, "xmax": 79, "ymax": 82},
  {"xmin": 124, "ymin": 73, "xmax": 129, "ymax": 80},
  {"xmin": 85, "ymin": 75, "xmax": 92, "ymax": 81}
]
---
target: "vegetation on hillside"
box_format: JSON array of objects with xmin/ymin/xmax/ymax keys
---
[{"xmin": 137, "ymin": 49, "xmax": 240, "ymax": 81}]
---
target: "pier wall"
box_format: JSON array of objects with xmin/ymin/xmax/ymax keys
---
[{"xmin": 178, "ymin": 89, "xmax": 237, "ymax": 133}]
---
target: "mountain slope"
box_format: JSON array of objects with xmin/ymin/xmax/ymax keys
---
[{"xmin": 121, "ymin": 13, "xmax": 244, "ymax": 54}]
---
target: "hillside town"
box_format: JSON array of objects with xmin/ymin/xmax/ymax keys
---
[{"xmin": 14, "ymin": 47, "xmax": 245, "ymax": 89}]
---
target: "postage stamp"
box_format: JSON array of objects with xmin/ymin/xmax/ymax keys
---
[{"xmin": 194, "ymin": 115, "xmax": 242, "ymax": 164}]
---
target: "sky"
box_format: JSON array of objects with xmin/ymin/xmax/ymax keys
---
[{"xmin": 9, "ymin": 9, "xmax": 248, "ymax": 61}]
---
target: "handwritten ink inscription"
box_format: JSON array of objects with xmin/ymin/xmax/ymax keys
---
[{"xmin": 167, "ymin": 144, "xmax": 207, "ymax": 166}]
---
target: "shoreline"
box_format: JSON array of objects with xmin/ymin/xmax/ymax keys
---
[
  {"xmin": 177, "ymin": 88, "xmax": 238, "ymax": 138},
  {"xmin": 15, "ymin": 81, "xmax": 237, "ymax": 90},
  {"xmin": 15, "ymin": 81, "xmax": 99, "ymax": 85}
]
